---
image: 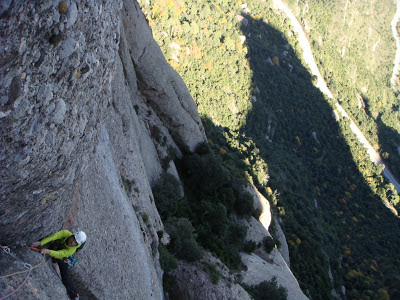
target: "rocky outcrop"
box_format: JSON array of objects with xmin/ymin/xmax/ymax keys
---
[
  {"xmin": 121, "ymin": 0, "xmax": 206, "ymax": 154},
  {"xmin": 238, "ymin": 184, "xmax": 305, "ymax": 299},
  {"xmin": 245, "ymin": 184, "xmax": 290, "ymax": 265},
  {"xmin": 239, "ymin": 251, "xmax": 308, "ymax": 300},
  {"xmin": 170, "ymin": 252, "xmax": 252, "ymax": 300},
  {"xmin": 0, "ymin": 0, "xmax": 205, "ymax": 298},
  {"xmin": 240, "ymin": 221, "xmax": 307, "ymax": 300},
  {"xmin": 274, "ymin": 217, "xmax": 290, "ymax": 266},
  {"xmin": 245, "ymin": 184, "xmax": 272, "ymax": 230}
]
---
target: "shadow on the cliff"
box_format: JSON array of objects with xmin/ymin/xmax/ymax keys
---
[
  {"xmin": 376, "ymin": 115, "xmax": 400, "ymax": 183},
  {"xmin": 361, "ymin": 94, "xmax": 400, "ymax": 184},
  {"xmin": 204, "ymin": 13, "xmax": 400, "ymax": 299},
  {"xmin": 359, "ymin": 97, "xmax": 400, "ymax": 300}
]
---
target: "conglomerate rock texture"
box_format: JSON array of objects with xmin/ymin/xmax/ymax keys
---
[{"xmin": 1, "ymin": 0, "xmax": 205, "ymax": 298}]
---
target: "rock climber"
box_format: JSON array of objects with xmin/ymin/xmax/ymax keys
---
[{"xmin": 31, "ymin": 230, "xmax": 87, "ymax": 300}]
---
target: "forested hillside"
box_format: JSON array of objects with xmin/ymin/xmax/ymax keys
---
[
  {"xmin": 138, "ymin": 0, "xmax": 400, "ymax": 299},
  {"xmin": 286, "ymin": 0, "xmax": 400, "ymax": 187}
]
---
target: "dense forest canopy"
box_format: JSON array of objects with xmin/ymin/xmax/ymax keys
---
[
  {"xmin": 139, "ymin": 0, "xmax": 400, "ymax": 299},
  {"xmin": 287, "ymin": 0, "xmax": 400, "ymax": 181}
]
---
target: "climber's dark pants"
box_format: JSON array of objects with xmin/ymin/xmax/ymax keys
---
[{"xmin": 53, "ymin": 258, "xmax": 78, "ymax": 298}]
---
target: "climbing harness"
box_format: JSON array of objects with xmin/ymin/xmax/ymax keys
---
[
  {"xmin": 0, "ymin": 245, "xmax": 47, "ymax": 300},
  {"xmin": 65, "ymin": 255, "xmax": 77, "ymax": 270}
]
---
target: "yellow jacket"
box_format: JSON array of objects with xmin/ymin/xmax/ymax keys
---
[{"xmin": 40, "ymin": 230, "xmax": 80, "ymax": 260}]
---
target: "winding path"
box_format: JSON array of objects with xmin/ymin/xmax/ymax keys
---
[{"xmin": 272, "ymin": 0, "xmax": 400, "ymax": 193}]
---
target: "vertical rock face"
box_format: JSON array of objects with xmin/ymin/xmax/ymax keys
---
[
  {"xmin": 120, "ymin": 0, "xmax": 207, "ymax": 153},
  {"xmin": 0, "ymin": 0, "xmax": 123, "ymax": 243},
  {"xmin": 0, "ymin": 0, "xmax": 206, "ymax": 298}
]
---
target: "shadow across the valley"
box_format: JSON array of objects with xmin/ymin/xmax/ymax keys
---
[
  {"xmin": 376, "ymin": 115, "xmax": 400, "ymax": 187},
  {"xmin": 360, "ymin": 94, "xmax": 400, "ymax": 185},
  {"xmin": 220, "ymin": 13, "xmax": 400, "ymax": 299}
]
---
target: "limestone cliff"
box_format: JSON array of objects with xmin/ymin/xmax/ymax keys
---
[{"xmin": 1, "ymin": 0, "xmax": 304, "ymax": 299}]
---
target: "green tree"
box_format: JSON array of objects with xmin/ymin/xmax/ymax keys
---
[{"xmin": 165, "ymin": 217, "xmax": 203, "ymax": 262}]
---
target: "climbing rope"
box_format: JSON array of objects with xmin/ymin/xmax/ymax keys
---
[
  {"xmin": 0, "ymin": 265, "xmax": 32, "ymax": 300},
  {"xmin": 0, "ymin": 245, "xmax": 47, "ymax": 300},
  {"xmin": 0, "ymin": 266, "xmax": 34, "ymax": 279}
]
